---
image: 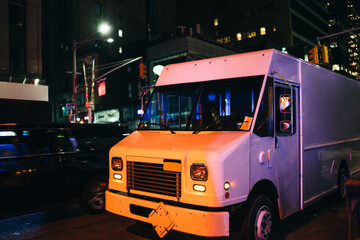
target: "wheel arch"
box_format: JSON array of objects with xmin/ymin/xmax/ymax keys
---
[
  {"xmin": 249, "ymin": 179, "xmax": 280, "ymax": 219},
  {"xmin": 230, "ymin": 180, "xmax": 279, "ymax": 239}
]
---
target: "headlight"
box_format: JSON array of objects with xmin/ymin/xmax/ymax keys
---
[
  {"xmin": 190, "ymin": 163, "xmax": 208, "ymax": 181},
  {"xmin": 111, "ymin": 157, "xmax": 123, "ymax": 171}
]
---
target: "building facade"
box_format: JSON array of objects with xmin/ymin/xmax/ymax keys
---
[
  {"xmin": 174, "ymin": 0, "xmax": 330, "ymax": 59},
  {"xmin": 0, "ymin": 0, "xmax": 43, "ymax": 84},
  {"xmin": 0, "ymin": 0, "xmax": 48, "ymax": 124},
  {"xmin": 325, "ymin": 0, "xmax": 360, "ymax": 79}
]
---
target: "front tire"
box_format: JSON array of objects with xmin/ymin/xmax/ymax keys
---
[
  {"xmin": 242, "ymin": 194, "xmax": 274, "ymax": 240},
  {"xmin": 80, "ymin": 175, "xmax": 108, "ymax": 213}
]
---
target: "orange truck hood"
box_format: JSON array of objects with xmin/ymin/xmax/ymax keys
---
[{"xmin": 114, "ymin": 130, "xmax": 250, "ymax": 160}]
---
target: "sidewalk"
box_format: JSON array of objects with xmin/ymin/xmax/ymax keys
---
[{"xmin": 274, "ymin": 195, "xmax": 348, "ymax": 240}]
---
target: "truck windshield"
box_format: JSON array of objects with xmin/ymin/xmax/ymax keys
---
[{"xmin": 139, "ymin": 75, "xmax": 264, "ymax": 132}]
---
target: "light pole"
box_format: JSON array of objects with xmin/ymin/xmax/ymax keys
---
[{"xmin": 72, "ymin": 23, "xmax": 111, "ymax": 123}]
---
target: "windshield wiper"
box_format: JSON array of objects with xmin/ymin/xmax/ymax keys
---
[
  {"xmin": 193, "ymin": 119, "xmax": 249, "ymax": 134},
  {"xmin": 193, "ymin": 121, "xmax": 219, "ymax": 134},
  {"xmin": 140, "ymin": 122, "xmax": 176, "ymax": 134}
]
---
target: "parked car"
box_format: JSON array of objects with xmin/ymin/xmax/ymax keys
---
[{"xmin": 0, "ymin": 123, "xmax": 129, "ymax": 216}]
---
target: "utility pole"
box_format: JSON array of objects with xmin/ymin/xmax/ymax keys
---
[
  {"xmin": 72, "ymin": 40, "xmax": 77, "ymax": 123},
  {"xmin": 71, "ymin": 22, "xmax": 111, "ymax": 123},
  {"xmin": 90, "ymin": 58, "xmax": 95, "ymax": 123},
  {"xmin": 76, "ymin": 57, "xmax": 143, "ymax": 102}
]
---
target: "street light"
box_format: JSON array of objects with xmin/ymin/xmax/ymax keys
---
[
  {"xmin": 98, "ymin": 23, "xmax": 111, "ymax": 35},
  {"xmin": 72, "ymin": 23, "xmax": 111, "ymax": 123}
]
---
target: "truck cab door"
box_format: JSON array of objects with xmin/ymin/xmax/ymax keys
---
[{"xmin": 274, "ymin": 82, "xmax": 300, "ymax": 216}]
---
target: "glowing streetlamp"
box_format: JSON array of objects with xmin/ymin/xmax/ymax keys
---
[
  {"xmin": 153, "ymin": 65, "xmax": 164, "ymax": 76},
  {"xmin": 98, "ymin": 23, "xmax": 111, "ymax": 35},
  {"xmin": 72, "ymin": 23, "xmax": 111, "ymax": 123}
]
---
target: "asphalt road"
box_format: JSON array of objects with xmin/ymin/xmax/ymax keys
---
[{"xmin": 0, "ymin": 193, "xmax": 349, "ymax": 240}]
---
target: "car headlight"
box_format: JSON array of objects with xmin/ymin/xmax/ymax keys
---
[
  {"xmin": 190, "ymin": 163, "xmax": 208, "ymax": 181},
  {"xmin": 111, "ymin": 157, "xmax": 123, "ymax": 171}
]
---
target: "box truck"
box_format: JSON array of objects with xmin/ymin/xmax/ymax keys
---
[{"xmin": 106, "ymin": 49, "xmax": 360, "ymax": 239}]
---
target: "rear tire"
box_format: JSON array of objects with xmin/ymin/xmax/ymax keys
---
[
  {"xmin": 338, "ymin": 168, "xmax": 348, "ymax": 200},
  {"xmin": 238, "ymin": 194, "xmax": 274, "ymax": 240}
]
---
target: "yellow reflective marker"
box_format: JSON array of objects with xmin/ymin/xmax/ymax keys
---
[{"xmin": 163, "ymin": 160, "xmax": 181, "ymax": 172}]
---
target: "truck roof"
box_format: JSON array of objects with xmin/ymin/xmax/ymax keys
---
[{"xmin": 156, "ymin": 49, "xmax": 295, "ymax": 86}]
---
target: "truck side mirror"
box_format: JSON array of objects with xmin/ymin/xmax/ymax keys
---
[
  {"xmin": 280, "ymin": 120, "xmax": 291, "ymax": 133},
  {"xmin": 279, "ymin": 94, "xmax": 292, "ymax": 133},
  {"xmin": 280, "ymin": 94, "xmax": 291, "ymax": 113}
]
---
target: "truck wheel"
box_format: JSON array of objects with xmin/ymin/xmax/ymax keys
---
[
  {"xmin": 80, "ymin": 175, "xmax": 108, "ymax": 213},
  {"xmin": 338, "ymin": 168, "xmax": 348, "ymax": 200},
  {"xmin": 243, "ymin": 194, "xmax": 274, "ymax": 240}
]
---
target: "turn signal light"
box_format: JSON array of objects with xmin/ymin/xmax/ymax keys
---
[{"xmin": 224, "ymin": 182, "xmax": 230, "ymax": 190}]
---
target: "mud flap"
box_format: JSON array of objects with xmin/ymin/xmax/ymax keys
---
[{"xmin": 148, "ymin": 202, "xmax": 175, "ymax": 238}]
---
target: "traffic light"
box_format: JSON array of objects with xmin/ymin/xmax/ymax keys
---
[
  {"xmin": 308, "ymin": 46, "xmax": 319, "ymax": 64},
  {"xmin": 320, "ymin": 45, "xmax": 329, "ymax": 64},
  {"xmin": 309, "ymin": 45, "xmax": 330, "ymax": 65},
  {"xmin": 139, "ymin": 62, "xmax": 147, "ymax": 80}
]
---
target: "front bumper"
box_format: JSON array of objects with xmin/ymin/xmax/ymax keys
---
[{"xmin": 105, "ymin": 190, "xmax": 230, "ymax": 237}]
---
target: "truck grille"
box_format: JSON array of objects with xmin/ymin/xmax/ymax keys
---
[{"xmin": 127, "ymin": 161, "xmax": 181, "ymax": 198}]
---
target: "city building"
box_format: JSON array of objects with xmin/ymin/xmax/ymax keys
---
[
  {"xmin": 0, "ymin": 0, "xmax": 48, "ymax": 123},
  {"xmin": 178, "ymin": 0, "xmax": 359, "ymax": 79},
  {"xmin": 174, "ymin": 0, "xmax": 330, "ymax": 59},
  {"xmin": 345, "ymin": 0, "xmax": 360, "ymax": 78},
  {"xmin": 325, "ymin": 0, "xmax": 360, "ymax": 79},
  {"xmin": 0, "ymin": 0, "xmax": 43, "ymax": 83}
]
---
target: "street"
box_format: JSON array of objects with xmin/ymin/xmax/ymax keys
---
[{"xmin": 0, "ymin": 193, "xmax": 348, "ymax": 240}]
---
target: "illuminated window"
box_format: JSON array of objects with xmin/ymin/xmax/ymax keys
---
[
  {"xmin": 332, "ymin": 64, "xmax": 340, "ymax": 71},
  {"xmin": 236, "ymin": 33, "xmax": 242, "ymax": 41},
  {"xmin": 223, "ymin": 36, "xmax": 231, "ymax": 43},
  {"xmin": 260, "ymin": 27, "xmax": 266, "ymax": 35},
  {"xmin": 95, "ymin": 2, "xmax": 101, "ymax": 15},
  {"xmin": 248, "ymin": 31, "xmax": 256, "ymax": 38},
  {"xmin": 118, "ymin": 29, "xmax": 123, "ymax": 37},
  {"xmin": 119, "ymin": 47, "xmax": 122, "ymax": 54},
  {"xmin": 214, "ymin": 18, "xmax": 219, "ymax": 26}
]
